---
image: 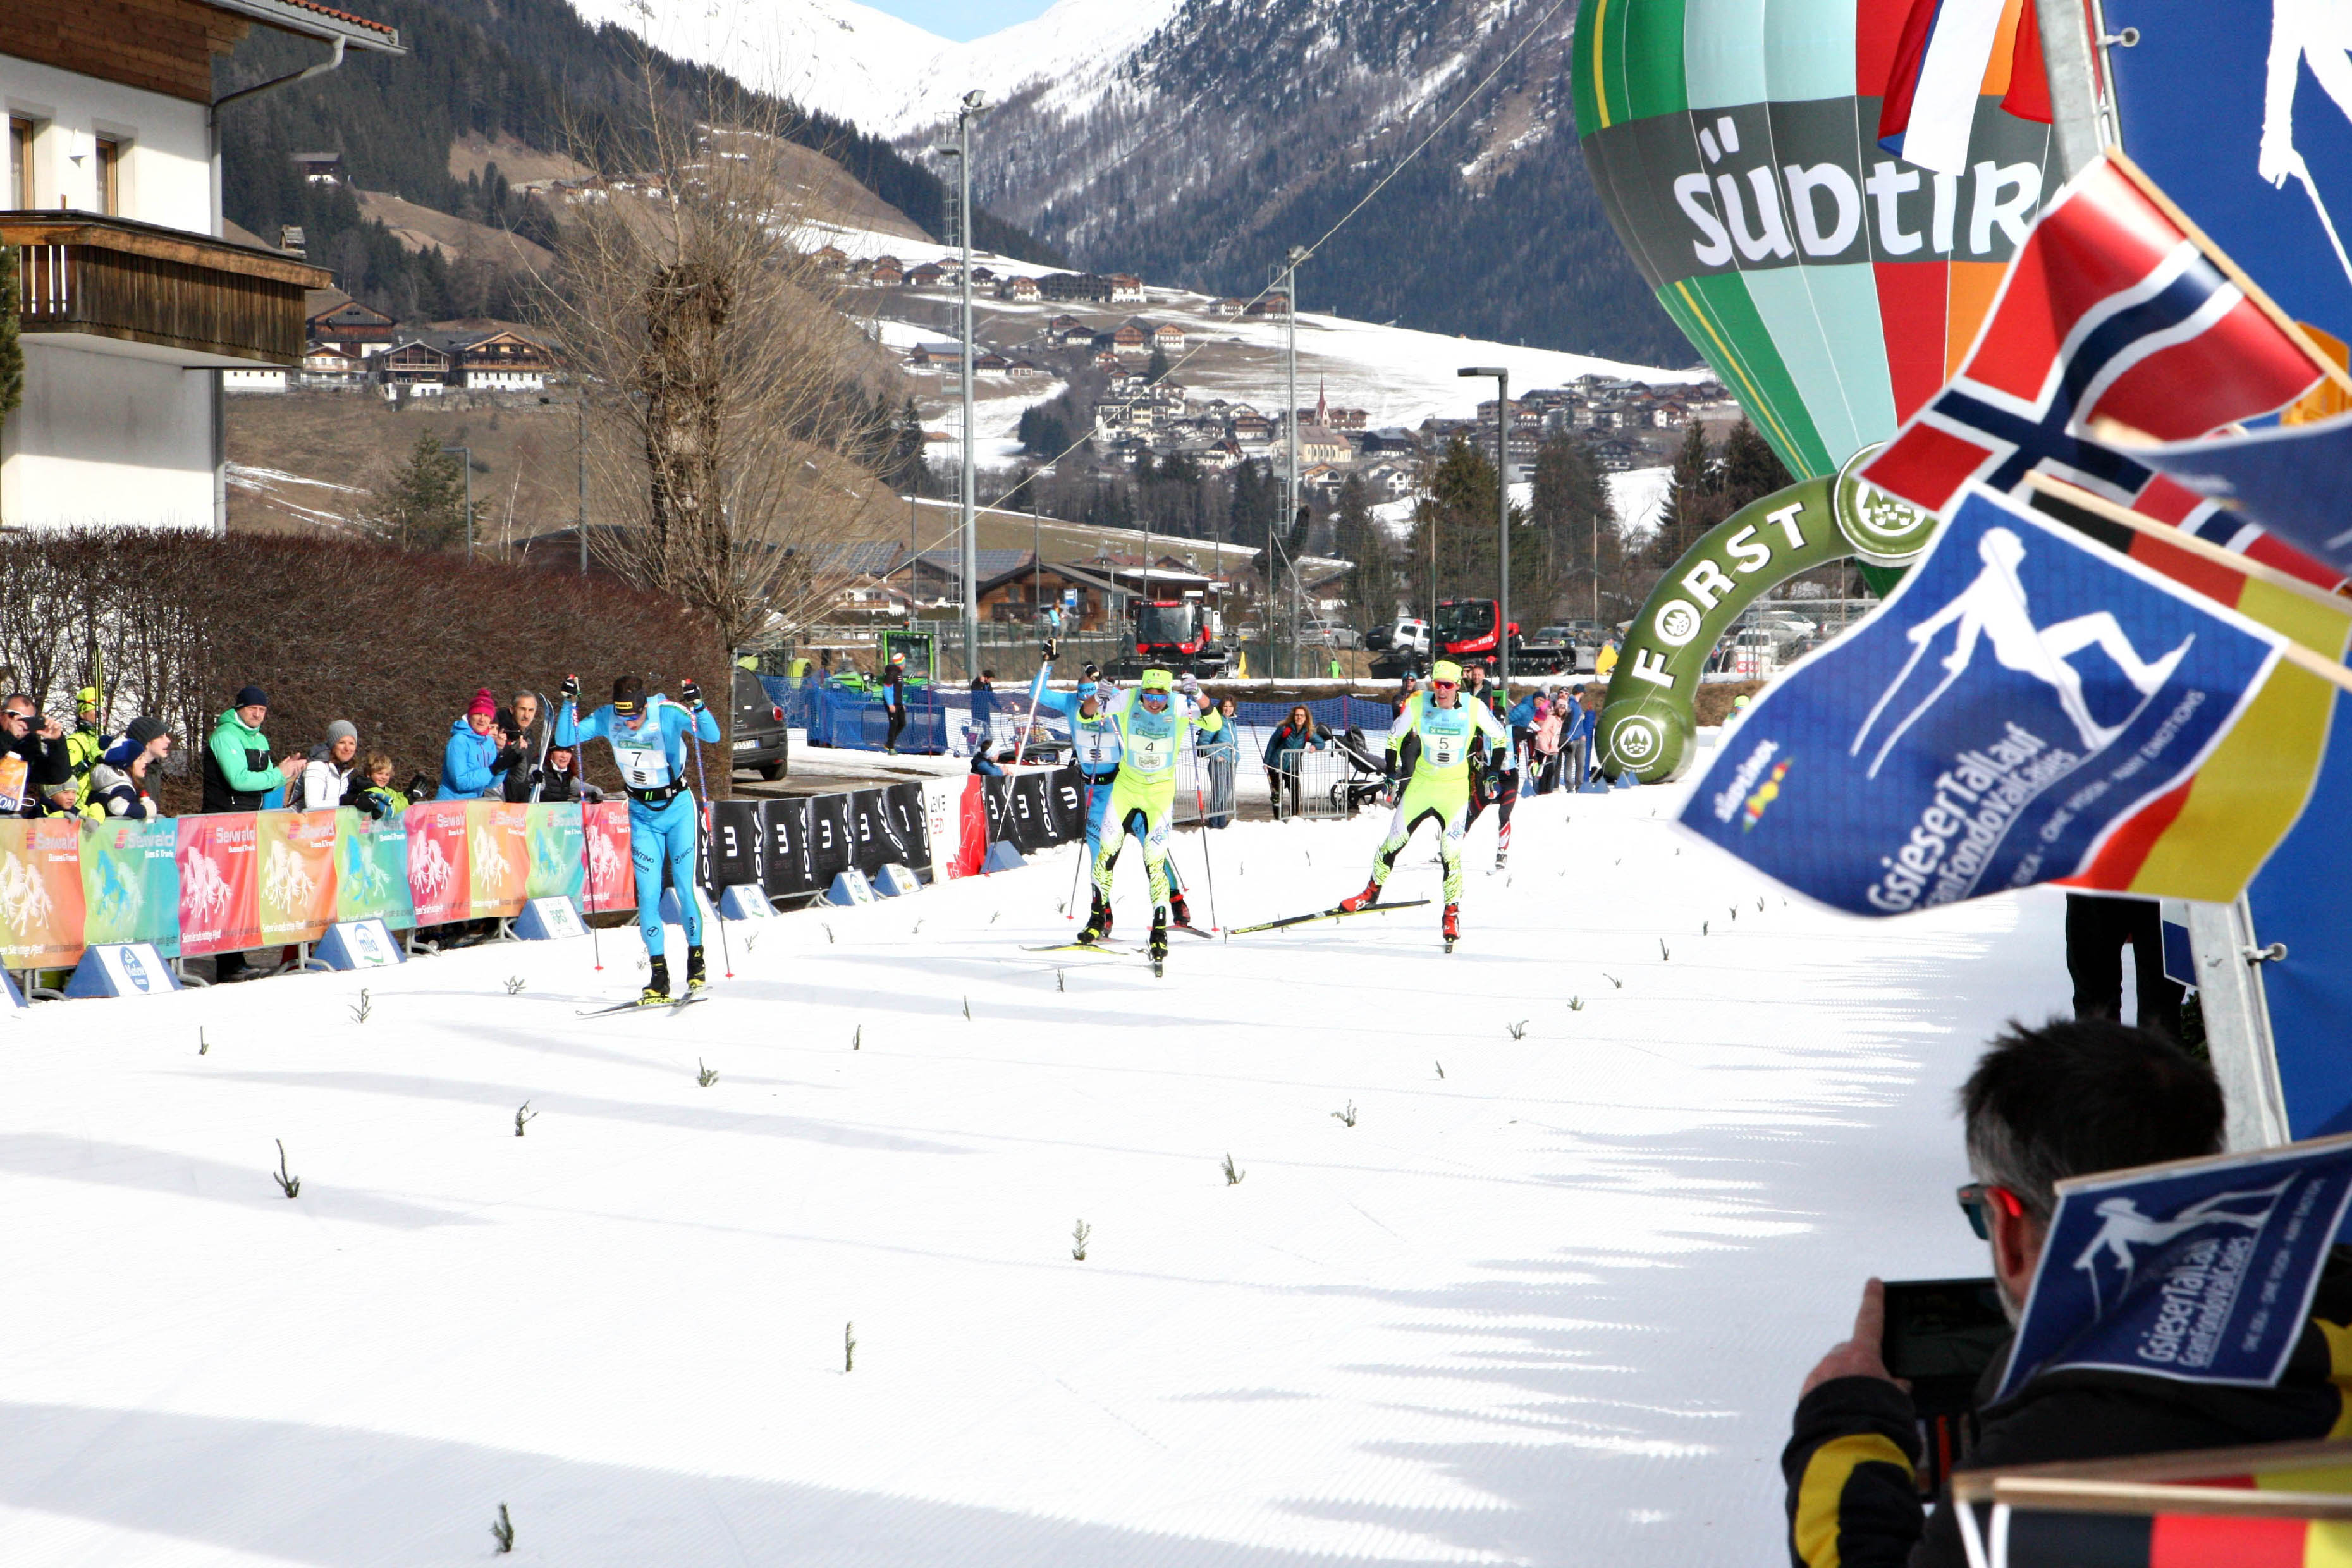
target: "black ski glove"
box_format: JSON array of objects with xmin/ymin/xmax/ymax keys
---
[
  {"xmin": 681, "ymin": 678, "xmax": 703, "ymax": 710},
  {"xmin": 560, "ymin": 673, "xmax": 580, "ymax": 699},
  {"xmin": 494, "ymin": 743, "xmax": 525, "ymax": 775},
  {"xmin": 1041, "ymin": 637, "xmax": 1059, "ymax": 661}
]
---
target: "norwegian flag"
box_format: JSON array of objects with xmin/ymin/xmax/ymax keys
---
[{"xmin": 1861, "ymin": 156, "xmax": 2346, "ymax": 589}]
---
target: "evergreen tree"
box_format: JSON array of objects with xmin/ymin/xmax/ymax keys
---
[
  {"xmin": 1143, "ymin": 345, "xmax": 1172, "ymax": 384},
  {"xmin": 887, "ymin": 397, "xmax": 931, "ymax": 493},
  {"xmin": 1228, "ymin": 459, "xmax": 1279, "ymax": 553},
  {"xmin": 1407, "ymin": 436, "xmax": 1542, "ymax": 617},
  {"xmin": 361, "ymin": 434, "xmax": 472, "ymax": 551},
  {"xmin": 1332, "ymin": 471, "xmax": 1394, "ymax": 626},
  {"xmin": 1532, "ymin": 434, "xmax": 1619, "ymax": 620},
  {"xmin": 1651, "ymin": 423, "xmax": 1725, "ymax": 567},
  {"xmin": 1719, "ymin": 418, "xmax": 1793, "ymax": 513}
]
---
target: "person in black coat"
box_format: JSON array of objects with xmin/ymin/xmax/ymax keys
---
[{"xmin": 0, "ymin": 694, "xmax": 70, "ymax": 818}]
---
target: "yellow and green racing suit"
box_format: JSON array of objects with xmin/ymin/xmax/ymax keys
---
[
  {"xmin": 1368, "ymin": 690, "xmax": 1509, "ymax": 903},
  {"xmin": 1091, "ymin": 689, "xmax": 1222, "ymax": 916}
]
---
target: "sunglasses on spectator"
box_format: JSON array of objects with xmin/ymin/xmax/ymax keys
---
[
  {"xmin": 1956, "ymin": 1181, "xmax": 2027, "ymax": 1240},
  {"xmin": 1, "ymin": 709, "xmax": 30, "ymax": 724}
]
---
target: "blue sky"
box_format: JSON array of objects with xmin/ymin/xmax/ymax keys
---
[{"xmin": 863, "ymin": 0, "xmax": 1055, "ymax": 41}]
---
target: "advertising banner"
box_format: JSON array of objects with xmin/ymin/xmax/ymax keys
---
[
  {"xmin": 525, "ymin": 803, "xmax": 584, "ymax": 903},
  {"xmin": 175, "ymin": 812, "xmax": 259, "ymax": 959},
  {"xmin": 336, "ymin": 808, "xmax": 414, "ymax": 929},
  {"xmin": 465, "ymin": 802, "xmax": 530, "ymax": 921},
  {"xmin": 1044, "ymin": 766, "xmax": 1086, "ymax": 844},
  {"xmin": 257, "ymin": 809, "xmax": 340, "ymax": 945},
  {"xmin": 807, "ymin": 793, "xmax": 852, "ymax": 880},
  {"xmin": 1007, "ymin": 770, "xmax": 1050, "ymax": 851},
  {"xmin": 403, "ymin": 801, "xmax": 472, "ymax": 928},
  {"xmin": 882, "ymin": 781, "xmax": 929, "ymax": 865},
  {"xmin": 706, "ymin": 800, "xmax": 762, "ymax": 893},
  {"xmin": 582, "ymin": 800, "xmax": 634, "ymax": 912},
  {"xmin": 0, "ymin": 817, "xmax": 87, "ymax": 967},
  {"xmin": 757, "ymin": 797, "xmax": 816, "ymax": 898},
  {"xmin": 981, "ymin": 775, "xmax": 1015, "ymax": 848},
  {"xmin": 80, "ymin": 817, "xmax": 181, "ymax": 956},
  {"xmin": 846, "ymin": 788, "xmax": 889, "ymax": 874}
]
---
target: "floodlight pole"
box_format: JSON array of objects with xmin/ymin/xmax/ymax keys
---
[
  {"xmin": 955, "ymin": 92, "xmax": 987, "ymax": 678},
  {"xmin": 1459, "ymin": 366, "xmax": 1509, "ymax": 689}
]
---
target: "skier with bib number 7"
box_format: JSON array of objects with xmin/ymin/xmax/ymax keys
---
[
  {"xmin": 1338, "ymin": 659, "xmax": 1509, "ymax": 949},
  {"xmin": 556, "ymin": 673, "xmax": 721, "ymax": 1005}
]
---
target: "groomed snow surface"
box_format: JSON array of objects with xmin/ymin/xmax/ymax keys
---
[{"xmin": 1, "ymin": 781, "xmax": 2067, "ymax": 1564}]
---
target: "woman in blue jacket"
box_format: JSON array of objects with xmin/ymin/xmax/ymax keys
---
[{"xmin": 436, "ymin": 688, "xmax": 524, "ymax": 800}]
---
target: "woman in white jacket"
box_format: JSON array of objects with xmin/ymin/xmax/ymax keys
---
[{"xmin": 300, "ymin": 720, "xmax": 360, "ymax": 811}]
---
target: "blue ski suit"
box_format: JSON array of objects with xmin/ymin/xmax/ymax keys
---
[{"xmin": 557, "ymin": 694, "xmax": 721, "ymax": 959}]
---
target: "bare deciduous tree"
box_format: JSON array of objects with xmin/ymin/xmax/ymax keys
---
[{"xmin": 544, "ymin": 84, "xmax": 900, "ymax": 647}]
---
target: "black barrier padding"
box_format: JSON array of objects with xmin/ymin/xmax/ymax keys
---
[
  {"xmin": 981, "ymin": 775, "xmax": 1015, "ymax": 847},
  {"xmin": 1044, "ymin": 766, "xmax": 1086, "ymax": 845},
  {"xmin": 847, "ymin": 789, "xmax": 892, "ymax": 875},
  {"xmin": 807, "ymin": 793, "xmax": 852, "ymax": 880},
  {"xmin": 883, "ymin": 781, "xmax": 929, "ymax": 864},
  {"xmin": 759, "ymin": 798, "xmax": 817, "ymax": 896},
  {"xmin": 705, "ymin": 800, "xmax": 763, "ymax": 893},
  {"xmin": 1008, "ymin": 770, "xmax": 1050, "ymax": 851}
]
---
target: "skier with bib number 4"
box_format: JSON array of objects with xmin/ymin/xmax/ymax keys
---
[
  {"xmin": 556, "ymin": 673, "xmax": 721, "ymax": 1004},
  {"xmin": 1081, "ymin": 667, "xmax": 1221, "ymax": 972},
  {"xmin": 1028, "ymin": 647, "xmax": 1199, "ymax": 938},
  {"xmin": 1338, "ymin": 659, "xmax": 1509, "ymax": 950}
]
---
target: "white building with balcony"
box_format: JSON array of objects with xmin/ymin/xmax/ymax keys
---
[{"xmin": 2, "ymin": 0, "xmax": 403, "ymax": 529}]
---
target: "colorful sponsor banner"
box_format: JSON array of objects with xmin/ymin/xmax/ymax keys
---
[
  {"xmin": 175, "ymin": 812, "xmax": 260, "ymax": 959},
  {"xmin": 582, "ymin": 800, "xmax": 632, "ymax": 912},
  {"xmin": 257, "ymin": 809, "xmax": 340, "ymax": 945},
  {"xmin": 1679, "ymin": 486, "xmax": 2297, "ymax": 914},
  {"xmin": 80, "ymin": 817, "xmax": 181, "ymax": 957},
  {"xmin": 403, "ymin": 801, "xmax": 472, "ymax": 928},
  {"xmin": 336, "ymin": 807, "xmax": 414, "ymax": 929},
  {"xmin": 0, "ymin": 818, "xmax": 88, "ymax": 967},
  {"xmin": 525, "ymin": 803, "xmax": 585, "ymax": 902},
  {"xmin": 465, "ymin": 802, "xmax": 530, "ymax": 921},
  {"xmin": 1999, "ymin": 1134, "xmax": 2352, "ymax": 1402}
]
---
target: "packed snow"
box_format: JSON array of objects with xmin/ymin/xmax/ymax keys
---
[{"xmin": 0, "ymin": 778, "xmax": 2068, "ymax": 1564}]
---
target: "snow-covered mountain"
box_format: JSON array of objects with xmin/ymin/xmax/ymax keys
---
[{"xmin": 564, "ymin": 0, "xmax": 1182, "ymax": 141}]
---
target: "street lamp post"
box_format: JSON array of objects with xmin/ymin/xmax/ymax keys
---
[
  {"xmin": 946, "ymin": 92, "xmax": 987, "ymax": 678},
  {"xmin": 1457, "ymin": 367, "xmax": 1510, "ymax": 690}
]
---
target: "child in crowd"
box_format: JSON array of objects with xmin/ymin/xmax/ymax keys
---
[{"xmin": 354, "ymin": 753, "xmax": 410, "ymax": 819}]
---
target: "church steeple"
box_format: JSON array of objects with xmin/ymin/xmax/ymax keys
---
[{"xmin": 1314, "ymin": 377, "xmax": 1328, "ymax": 427}]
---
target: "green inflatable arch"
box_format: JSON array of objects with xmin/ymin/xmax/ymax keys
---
[{"xmin": 1597, "ymin": 450, "xmax": 1939, "ymax": 784}]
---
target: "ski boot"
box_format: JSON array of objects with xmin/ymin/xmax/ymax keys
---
[
  {"xmin": 1079, "ymin": 890, "xmax": 1110, "ymax": 946},
  {"xmin": 1442, "ymin": 903, "xmax": 1461, "ymax": 952},
  {"xmin": 1149, "ymin": 909, "xmax": 1170, "ymax": 976},
  {"xmin": 686, "ymin": 945, "xmax": 708, "ymax": 992},
  {"xmin": 1338, "ymin": 879, "xmax": 1383, "ymax": 914},
  {"xmin": 640, "ymin": 955, "xmax": 672, "ymax": 1006},
  {"xmin": 1169, "ymin": 890, "xmax": 1192, "ymax": 929},
  {"xmin": 1494, "ymin": 849, "xmax": 1510, "ymax": 873}
]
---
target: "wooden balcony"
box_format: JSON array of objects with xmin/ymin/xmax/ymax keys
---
[{"xmin": 4, "ymin": 212, "xmax": 331, "ymax": 367}]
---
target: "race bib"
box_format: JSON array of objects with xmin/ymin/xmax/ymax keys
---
[
  {"xmin": 1126, "ymin": 730, "xmax": 1175, "ymax": 774},
  {"xmin": 1419, "ymin": 710, "xmax": 1470, "ymax": 768},
  {"xmin": 1075, "ymin": 719, "xmax": 1122, "ymax": 769},
  {"xmin": 608, "ymin": 720, "xmax": 673, "ymax": 789}
]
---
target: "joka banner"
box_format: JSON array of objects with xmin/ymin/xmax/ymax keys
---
[
  {"xmin": 403, "ymin": 802, "xmax": 471, "ymax": 928},
  {"xmin": 257, "ymin": 810, "xmax": 340, "ymax": 945},
  {"xmin": 1997, "ymin": 1134, "xmax": 2352, "ymax": 1402},
  {"xmin": 175, "ymin": 812, "xmax": 260, "ymax": 959},
  {"xmin": 465, "ymin": 802, "xmax": 530, "ymax": 921},
  {"xmin": 336, "ymin": 807, "xmax": 413, "ymax": 929},
  {"xmin": 80, "ymin": 818, "xmax": 181, "ymax": 955},
  {"xmin": 0, "ymin": 818, "xmax": 87, "ymax": 967},
  {"xmin": 1682, "ymin": 485, "xmax": 2308, "ymax": 914}
]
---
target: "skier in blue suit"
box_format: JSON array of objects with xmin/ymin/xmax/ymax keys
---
[{"xmin": 557, "ymin": 672, "xmax": 721, "ymax": 1003}]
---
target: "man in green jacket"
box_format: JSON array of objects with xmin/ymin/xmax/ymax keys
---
[{"xmin": 202, "ymin": 685, "xmax": 303, "ymax": 813}]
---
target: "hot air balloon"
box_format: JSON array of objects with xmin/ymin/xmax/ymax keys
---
[{"xmin": 1572, "ymin": 0, "xmax": 2059, "ymax": 480}]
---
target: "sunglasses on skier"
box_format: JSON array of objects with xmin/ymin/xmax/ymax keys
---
[
  {"xmin": 1956, "ymin": 1181, "xmax": 2028, "ymax": 1241},
  {"xmin": 1431, "ymin": 679, "xmax": 1457, "ymax": 691},
  {"xmin": 1139, "ymin": 690, "xmax": 1170, "ymax": 708}
]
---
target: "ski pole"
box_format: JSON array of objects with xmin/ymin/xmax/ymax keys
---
[
  {"xmin": 1010, "ymin": 654, "xmax": 1051, "ymax": 768},
  {"xmin": 1191, "ymin": 768, "xmax": 1219, "ymax": 932},
  {"xmin": 1067, "ymin": 768, "xmax": 1093, "ymax": 919},
  {"xmin": 564, "ymin": 690, "xmax": 603, "ymax": 973},
  {"xmin": 688, "ymin": 707, "xmax": 735, "ymax": 979}
]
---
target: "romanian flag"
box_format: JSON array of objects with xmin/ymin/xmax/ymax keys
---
[{"xmin": 2026, "ymin": 477, "xmax": 2352, "ymax": 905}]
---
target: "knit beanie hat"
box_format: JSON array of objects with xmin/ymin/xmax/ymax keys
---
[
  {"xmin": 126, "ymin": 716, "xmax": 167, "ymax": 747},
  {"xmin": 326, "ymin": 720, "xmax": 358, "ymax": 746},
  {"xmin": 233, "ymin": 685, "xmax": 267, "ymax": 708},
  {"xmin": 467, "ymin": 688, "xmax": 498, "ymax": 720}
]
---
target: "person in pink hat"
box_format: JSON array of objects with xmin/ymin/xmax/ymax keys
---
[{"xmin": 434, "ymin": 686, "xmax": 523, "ymax": 801}]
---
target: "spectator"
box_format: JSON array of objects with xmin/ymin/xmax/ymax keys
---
[
  {"xmin": 1779, "ymin": 1017, "xmax": 2334, "ymax": 1568},
  {"xmin": 1533, "ymin": 690, "xmax": 1565, "ymax": 794},
  {"xmin": 881, "ymin": 652, "xmax": 909, "ymax": 754},
  {"xmin": 301, "ymin": 720, "xmax": 360, "ymax": 811},
  {"xmin": 353, "ymin": 753, "xmax": 409, "ymax": 819},
  {"xmin": 64, "ymin": 685, "xmax": 106, "ymax": 802},
  {"xmin": 510, "ymin": 690, "xmax": 542, "ymax": 746},
  {"xmin": 436, "ymin": 688, "xmax": 524, "ymax": 801},
  {"xmin": 1263, "ymin": 704, "xmax": 1328, "ymax": 821},
  {"xmin": 1507, "ymin": 685, "xmax": 1539, "ymax": 771},
  {"xmin": 970, "ymin": 668, "xmax": 999, "ymax": 754},
  {"xmin": 970, "ymin": 743, "xmax": 1004, "ymax": 777},
  {"xmin": 496, "ymin": 691, "xmax": 548, "ymax": 801},
  {"xmin": 202, "ymin": 686, "xmax": 304, "ymax": 814},
  {"xmin": 0, "ymin": 692, "xmax": 70, "ymax": 817},
  {"xmin": 536, "ymin": 740, "xmax": 603, "ymax": 804},
  {"xmin": 1201, "ymin": 695, "xmax": 1240, "ymax": 828},
  {"xmin": 34, "ymin": 778, "xmax": 85, "ymax": 819},
  {"xmin": 88, "ymin": 717, "xmax": 171, "ymax": 819},
  {"xmin": 2064, "ymin": 894, "xmax": 2184, "ymax": 1044}
]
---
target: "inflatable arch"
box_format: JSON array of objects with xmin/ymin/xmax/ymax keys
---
[{"xmin": 1597, "ymin": 450, "xmax": 1938, "ymax": 783}]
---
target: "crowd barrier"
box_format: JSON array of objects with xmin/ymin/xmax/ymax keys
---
[{"xmin": 0, "ymin": 801, "xmax": 636, "ymax": 972}]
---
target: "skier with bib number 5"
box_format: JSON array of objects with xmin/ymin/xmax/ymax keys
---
[
  {"xmin": 1338, "ymin": 659, "xmax": 1509, "ymax": 949},
  {"xmin": 1081, "ymin": 666, "xmax": 1222, "ymax": 972},
  {"xmin": 556, "ymin": 673, "xmax": 721, "ymax": 1005}
]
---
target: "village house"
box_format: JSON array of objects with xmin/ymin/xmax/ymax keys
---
[
  {"xmin": 1206, "ymin": 298, "xmax": 1248, "ymax": 317},
  {"xmin": 451, "ymin": 329, "xmax": 554, "ymax": 391},
  {"xmin": 1295, "ymin": 426, "xmax": 1352, "ymax": 466},
  {"xmin": 1230, "ymin": 411, "xmax": 1274, "ymax": 449},
  {"xmin": 905, "ymin": 260, "xmax": 946, "ymax": 290},
  {"xmin": 1151, "ymin": 322, "xmax": 1185, "ymax": 355},
  {"xmin": 1101, "ymin": 321, "xmax": 1150, "ymax": 358},
  {"xmin": 1039, "ymin": 271, "xmax": 1116, "ymax": 303},
  {"xmin": 868, "ymin": 257, "xmax": 903, "ymax": 287},
  {"xmin": 295, "ymin": 342, "xmax": 369, "ymax": 391},
  {"xmin": 1108, "ymin": 273, "xmax": 1144, "ymax": 303},
  {"xmin": 305, "ymin": 297, "xmax": 398, "ymax": 357},
  {"xmin": 813, "ymin": 244, "xmax": 848, "ymax": 270},
  {"xmin": 1245, "ymin": 293, "xmax": 1290, "ymax": 317},
  {"xmin": 2, "ymin": 0, "xmax": 401, "ymax": 527},
  {"xmin": 996, "ymin": 274, "xmax": 1040, "ymax": 303},
  {"xmin": 377, "ymin": 336, "xmax": 453, "ymax": 398}
]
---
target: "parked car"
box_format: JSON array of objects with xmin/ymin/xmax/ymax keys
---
[
  {"xmin": 1366, "ymin": 618, "xmax": 1429, "ymax": 656},
  {"xmin": 731, "ymin": 665, "xmax": 789, "ymax": 781},
  {"xmin": 1301, "ymin": 619, "xmax": 1359, "ymax": 649}
]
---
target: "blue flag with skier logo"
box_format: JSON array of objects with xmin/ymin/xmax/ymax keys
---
[
  {"xmin": 1995, "ymin": 1135, "xmax": 2352, "ymax": 1402},
  {"xmin": 1678, "ymin": 486, "xmax": 2285, "ymax": 916}
]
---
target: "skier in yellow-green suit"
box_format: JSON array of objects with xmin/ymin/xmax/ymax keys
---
[
  {"xmin": 1081, "ymin": 666, "xmax": 1222, "ymax": 967},
  {"xmin": 1338, "ymin": 659, "xmax": 1509, "ymax": 948}
]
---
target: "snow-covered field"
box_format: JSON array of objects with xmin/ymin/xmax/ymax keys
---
[{"xmin": 0, "ymin": 782, "xmax": 2065, "ymax": 1565}]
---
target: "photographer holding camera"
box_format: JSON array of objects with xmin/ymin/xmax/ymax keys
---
[{"xmin": 1784, "ymin": 1017, "xmax": 2352, "ymax": 1568}]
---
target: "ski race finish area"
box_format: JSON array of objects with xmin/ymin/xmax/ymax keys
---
[{"xmin": 0, "ymin": 790, "xmax": 2058, "ymax": 1564}]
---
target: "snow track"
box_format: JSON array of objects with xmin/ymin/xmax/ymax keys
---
[{"xmin": 0, "ymin": 783, "xmax": 2065, "ymax": 1564}]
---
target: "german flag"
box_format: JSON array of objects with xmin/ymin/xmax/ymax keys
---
[{"xmin": 2025, "ymin": 475, "xmax": 2352, "ymax": 903}]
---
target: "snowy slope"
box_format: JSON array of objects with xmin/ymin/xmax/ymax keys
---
[
  {"xmin": 0, "ymin": 783, "xmax": 2067, "ymax": 1565},
  {"xmin": 566, "ymin": 0, "xmax": 1181, "ymax": 139}
]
